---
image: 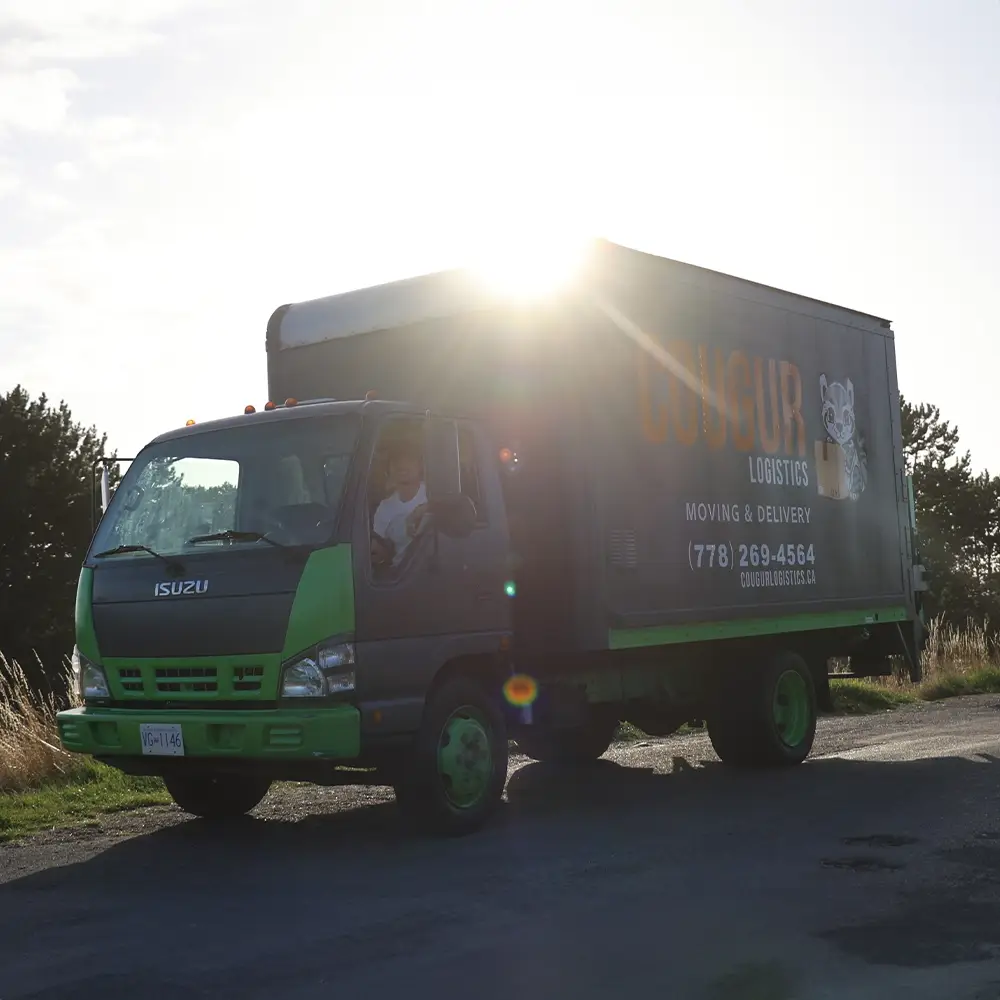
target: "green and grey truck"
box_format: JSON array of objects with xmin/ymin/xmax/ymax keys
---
[{"xmin": 57, "ymin": 239, "xmax": 927, "ymax": 836}]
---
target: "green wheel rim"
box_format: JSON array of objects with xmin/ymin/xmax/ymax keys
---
[
  {"xmin": 772, "ymin": 669, "xmax": 810, "ymax": 748},
  {"xmin": 437, "ymin": 706, "xmax": 493, "ymax": 810}
]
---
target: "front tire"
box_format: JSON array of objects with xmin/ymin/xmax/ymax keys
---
[
  {"xmin": 707, "ymin": 651, "xmax": 817, "ymax": 767},
  {"xmin": 164, "ymin": 773, "xmax": 272, "ymax": 819},
  {"xmin": 393, "ymin": 675, "xmax": 508, "ymax": 837}
]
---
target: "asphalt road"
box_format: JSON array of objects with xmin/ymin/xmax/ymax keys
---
[{"xmin": 4, "ymin": 696, "xmax": 1000, "ymax": 1000}]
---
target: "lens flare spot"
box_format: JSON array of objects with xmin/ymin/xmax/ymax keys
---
[
  {"xmin": 504, "ymin": 674, "xmax": 538, "ymax": 707},
  {"xmin": 504, "ymin": 580, "xmax": 517, "ymax": 598}
]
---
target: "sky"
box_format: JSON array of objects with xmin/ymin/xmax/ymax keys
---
[{"xmin": 1, "ymin": 0, "xmax": 998, "ymax": 466}]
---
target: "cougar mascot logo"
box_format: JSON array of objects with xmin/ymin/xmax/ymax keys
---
[{"xmin": 819, "ymin": 374, "xmax": 867, "ymax": 501}]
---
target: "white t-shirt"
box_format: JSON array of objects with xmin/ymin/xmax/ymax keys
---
[{"xmin": 373, "ymin": 483, "xmax": 428, "ymax": 566}]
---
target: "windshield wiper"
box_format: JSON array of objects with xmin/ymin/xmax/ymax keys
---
[
  {"xmin": 94, "ymin": 544, "xmax": 178, "ymax": 565},
  {"xmin": 185, "ymin": 530, "xmax": 285, "ymax": 548}
]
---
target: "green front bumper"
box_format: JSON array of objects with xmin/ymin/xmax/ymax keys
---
[{"xmin": 56, "ymin": 705, "xmax": 361, "ymax": 760}]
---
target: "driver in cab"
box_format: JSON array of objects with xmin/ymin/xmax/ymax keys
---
[{"xmin": 371, "ymin": 439, "xmax": 429, "ymax": 568}]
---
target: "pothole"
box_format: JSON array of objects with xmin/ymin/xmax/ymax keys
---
[
  {"xmin": 821, "ymin": 855, "xmax": 904, "ymax": 873},
  {"xmin": 841, "ymin": 834, "xmax": 919, "ymax": 849}
]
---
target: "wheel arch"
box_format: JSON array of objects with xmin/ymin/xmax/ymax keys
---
[{"xmin": 427, "ymin": 650, "xmax": 508, "ymax": 701}]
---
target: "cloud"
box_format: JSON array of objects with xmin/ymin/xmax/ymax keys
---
[
  {"xmin": 0, "ymin": 0, "xmax": 234, "ymax": 144},
  {"xmin": 53, "ymin": 161, "xmax": 79, "ymax": 181},
  {"xmin": 0, "ymin": 27, "xmax": 162, "ymax": 67},
  {"xmin": 0, "ymin": 67, "xmax": 79, "ymax": 133},
  {"xmin": 23, "ymin": 189, "xmax": 73, "ymax": 214},
  {"xmin": 69, "ymin": 116, "xmax": 166, "ymax": 168},
  {"xmin": 0, "ymin": 157, "xmax": 19, "ymax": 197},
  {"xmin": 0, "ymin": 0, "xmax": 210, "ymax": 34},
  {"xmin": 0, "ymin": 0, "xmax": 234, "ymax": 75}
]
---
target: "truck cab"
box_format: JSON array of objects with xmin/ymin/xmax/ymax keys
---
[{"xmin": 62, "ymin": 397, "xmax": 521, "ymax": 834}]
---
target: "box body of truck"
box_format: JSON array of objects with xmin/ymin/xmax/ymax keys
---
[{"xmin": 266, "ymin": 239, "xmax": 921, "ymax": 669}]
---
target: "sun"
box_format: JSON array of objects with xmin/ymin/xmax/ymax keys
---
[{"xmin": 465, "ymin": 228, "xmax": 594, "ymax": 301}]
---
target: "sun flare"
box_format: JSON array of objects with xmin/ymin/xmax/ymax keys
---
[{"xmin": 466, "ymin": 230, "xmax": 593, "ymax": 301}]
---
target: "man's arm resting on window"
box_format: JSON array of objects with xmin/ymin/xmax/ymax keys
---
[{"xmin": 371, "ymin": 531, "xmax": 394, "ymax": 566}]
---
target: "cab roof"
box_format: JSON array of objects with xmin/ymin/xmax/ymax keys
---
[{"xmin": 147, "ymin": 398, "xmax": 420, "ymax": 447}]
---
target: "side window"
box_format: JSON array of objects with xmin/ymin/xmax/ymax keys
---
[{"xmin": 368, "ymin": 416, "xmax": 427, "ymax": 573}]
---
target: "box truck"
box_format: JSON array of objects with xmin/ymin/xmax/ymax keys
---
[{"xmin": 57, "ymin": 239, "xmax": 927, "ymax": 836}]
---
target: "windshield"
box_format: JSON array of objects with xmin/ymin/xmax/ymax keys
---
[{"xmin": 92, "ymin": 414, "xmax": 360, "ymax": 559}]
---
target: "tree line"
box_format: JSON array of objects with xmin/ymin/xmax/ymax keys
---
[
  {"xmin": 901, "ymin": 395, "xmax": 1000, "ymax": 626},
  {"xmin": 0, "ymin": 384, "xmax": 989, "ymax": 695}
]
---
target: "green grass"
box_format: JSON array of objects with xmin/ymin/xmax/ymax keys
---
[
  {"xmin": 0, "ymin": 760, "xmax": 169, "ymax": 843},
  {"xmin": 830, "ymin": 678, "xmax": 917, "ymax": 715},
  {"xmin": 918, "ymin": 664, "xmax": 1000, "ymax": 700}
]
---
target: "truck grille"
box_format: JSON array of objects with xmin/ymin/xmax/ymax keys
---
[
  {"xmin": 234, "ymin": 666, "xmax": 264, "ymax": 691},
  {"xmin": 110, "ymin": 663, "xmax": 266, "ymax": 700},
  {"xmin": 118, "ymin": 668, "xmax": 143, "ymax": 693},
  {"xmin": 155, "ymin": 667, "xmax": 218, "ymax": 694}
]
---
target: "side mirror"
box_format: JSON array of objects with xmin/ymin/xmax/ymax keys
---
[
  {"xmin": 424, "ymin": 415, "xmax": 475, "ymax": 539},
  {"xmin": 430, "ymin": 494, "xmax": 477, "ymax": 538}
]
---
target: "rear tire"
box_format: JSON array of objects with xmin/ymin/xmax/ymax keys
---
[
  {"xmin": 393, "ymin": 675, "xmax": 508, "ymax": 837},
  {"xmin": 707, "ymin": 651, "xmax": 817, "ymax": 767},
  {"xmin": 515, "ymin": 710, "xmax": 619, "ymax": 765},
  {"xmin": 164, "ymin": 773, "xmax": 272, "ymax": 819}
]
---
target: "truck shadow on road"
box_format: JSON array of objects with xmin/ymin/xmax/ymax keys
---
[{"xmin": 6, "ymin": 747, "xmax": 1000, "ymax": 893}]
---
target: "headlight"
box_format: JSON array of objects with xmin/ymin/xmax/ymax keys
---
[
  {"xmin": 72, "ymin": 645, "xmax": 110, "ymax": 700},
  {"xmin": 281, "ymin": 658, "xmax": 326, "ymax": 698},
  {"xmin": 71, "ymin": 645, "xmax": 82, "ymax": 696},
  {"xmin": 280, "ymin": 640, "xmax": 356, "ymax": 698}
]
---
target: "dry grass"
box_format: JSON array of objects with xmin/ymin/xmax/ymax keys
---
[
  {"xmin": 916, "ymin": 617, "xmax": 1000, "ymax": 698},
  {"xmin": 831, "ymin": 616, "xmax": 1000, "ymax": 713},
  {"xmin": 0, "ymin": 653, "xmax": 168, "ymax": 842},
  {"xmin": 0, "ymin": 653, "xmax": 85, "ymax": 793}
]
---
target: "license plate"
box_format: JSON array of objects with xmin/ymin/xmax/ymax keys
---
[{"xmin": 140, "ymin": 723, "xmax": 185, "ymax": 756}]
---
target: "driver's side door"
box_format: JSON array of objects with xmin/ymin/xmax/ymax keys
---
[{"xmin": 351, "ymin": 412, "xmax": 502, "ymax": 736}]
